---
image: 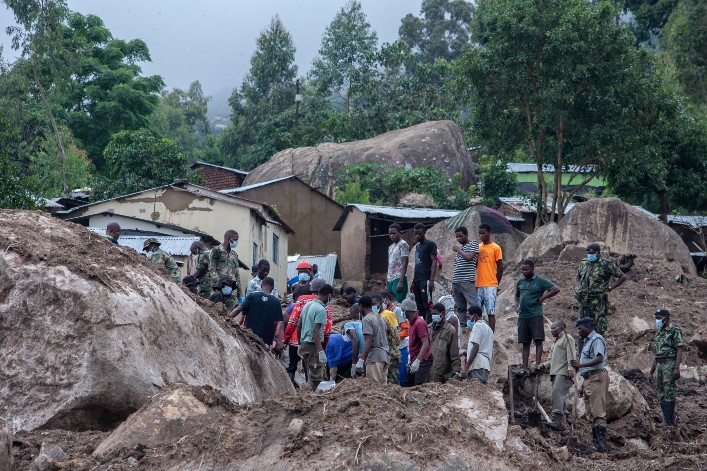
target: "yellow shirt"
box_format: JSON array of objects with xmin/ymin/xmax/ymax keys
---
[{"xmin": 380, "ymin": 309, "xmax": 398, "ymax": 328}]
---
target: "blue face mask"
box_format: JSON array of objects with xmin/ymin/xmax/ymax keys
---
[
  {"xmin": 342, "ymin": 334, "xmax": 351, "ymax": 343},
  {"xmin": 432, "ymin": 314, "xmax": 442, "ymax": 323},
  {"xmin": 221, "ymin": 286, "xmax": 233, "ymax": 296},
  {"xmin": 298, "ymin": 272, "xmax": 310, "ymax": 282},
  {"xmin": 372, "ymin": 306, "xmax": 380, "ymax": 314},
  {"xmin": 587, "ymin": 253, "xmax": 598, "ymax": 262},
  {"xmin": 229, "ymin": 240, "xmax": 238, "ymax": 249},
  {"xmin": 467, "ymin": 320, "xmax": 475, "ymax": 329},
  {"xmin": 656, "ymin": 319, "xmax": 664, "ymax": 329}
]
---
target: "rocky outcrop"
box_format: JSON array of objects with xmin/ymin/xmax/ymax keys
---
[
  {"xmin": 0, "ymin": 211, "xmax": 293, "ymax": 432},
  {"xmin": 243, "ymin": 120, "xmax": 477, "ymax": 197},
  {"xmin": 509, "ymin": 198, "xmax": 697, "ymax": 275}
]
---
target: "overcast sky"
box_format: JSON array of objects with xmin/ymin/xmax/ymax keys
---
[{"xmin": 1, "ymin": 0, "xmax": 423, "ymax": 117}]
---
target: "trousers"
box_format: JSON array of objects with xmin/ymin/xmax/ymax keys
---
[{"xmin": 583, "ymin": 369, "xmax": 609, "ymax": 427}]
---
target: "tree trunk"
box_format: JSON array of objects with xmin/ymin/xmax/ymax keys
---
[
  {"xmin": 33, "ymin": 61, "xmax": 69, "ymax": 197},
  {"xmin": 659, "ymin": 190, "xmax": 669, "ymax": 223}
]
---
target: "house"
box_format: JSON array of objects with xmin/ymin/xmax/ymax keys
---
[
  {"xmin": 287, "ymin": 254, "xmax": 340, "ymax": 286},
  {"xmin": 220, "ymin": 175, "xmax": 344, "ymax": 256},
  {"xmin": 496, "ymin": 197, "xmax": 578, "ymax": 233},
  {"xmin": 190, "ymin": 161, "xmax": 249, "ymax": 191},
  {"xmin": 56, "ymin": 182, "xmax": 294, "ymax": 291},
  {"xmin": 506, "ymin": 163, "xmax": 605, "ymax": 195},
  {"xmin": 87, "ymin": 229, "xmax": 200, "ymax": 278},
  {"xmin": 332, "ymin": 204, "xmax": 460, "ymax": 282}
]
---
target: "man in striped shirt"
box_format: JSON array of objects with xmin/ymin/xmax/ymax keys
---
[{"xmin": 451, "ymin": 226, "xmax": 479, "ymax": 325}]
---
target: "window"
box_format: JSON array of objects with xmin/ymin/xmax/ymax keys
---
[
  {"xmin": 252, "ymin": 243, "xmax": 258, "ymax": 267},
  {"xmin": 273, "ymin": 234, "xmax": 279, "ymax": 264}
]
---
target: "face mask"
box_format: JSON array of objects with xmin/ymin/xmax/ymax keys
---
[
  {"xmin": 656, "ymin": 319, "xmax": 664, "ymax": 329},
  {"xmin": 432, "ymin": 314, "xmax": 442, "ymax": 323},
  {"xmin": 221, "ymin": 286, "xmax": 233, "ymax": 296},
  {"xmin": 587, "ymin": 253, "xmax": 598, "ymax": 262},
  {"xmin": 229, "ymin": 240, "xmax": 238, "ymax": 249},
  {"xmin": 372, "ymin": 306, "xmax": 380, "ymax": 314},
  {"xmin": 342, "ymin": 334, "xmax": 351, "ymax": 343},
  {"xmin": 299, "ymin": 272, "xmax": 310, "ymax": 282},
  {"xmin": 467, "ymin": 320, "xmax": 475, "ymax": 329}
]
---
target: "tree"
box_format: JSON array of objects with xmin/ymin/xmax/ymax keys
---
[
  {"xmin": 94, "ymin": 129, "xmax": 192, "ymax": 199},
  {"xmin": 662, "ymin": 0, "xmax": 707, "ymax": 105},
  {"xmin": 399, "ymin": 0, "xmax": 474, "ymax": 65},
  {"xmin": 0, "ymin": 110, "xmax": 35, "ymax": 209},
  {"xmin": 309, "ymin": 0, "xmax": 378, "ymax": 112},
  {"xmin": 456, "ymin": 0, "xmax": 649, "ymax": 227},
  {"xmin": 478, "ymin": 156, "xmax": 517, "ymax": 205},
  {"xmin": 220, "ymin": 15, "xmax": 298, "ymax": 169}
]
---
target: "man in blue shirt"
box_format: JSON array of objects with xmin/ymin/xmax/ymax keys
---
[{"xmin": 325, "ymin": 333, "xmax": 353, "ymax": 382}]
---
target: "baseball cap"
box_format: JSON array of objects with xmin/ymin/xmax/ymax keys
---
[
  {"xmin": 310, "ymin": 278, "xmax": 326, "ymax": 293},
  {"xmin": 182, "ymin": 275, "xmax": 198, "ymax": 286},
  {"xmin": 575, "ymin": 317, "xmax": 594, "ymax": 327},
  {"xmin": 401, "ymin": 298, "xmax": 417, "ymax": 312}
]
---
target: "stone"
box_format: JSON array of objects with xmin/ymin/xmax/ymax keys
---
[
  {"xmin": 0, "ymin": 211, "xmax": 293, "ymax": 433},
  {"xmin": 508, "ymin": 223, "xmax": 562, "ymax": 264},
  {"xmin": 288, "ymin": 418, "xmax": 305, "ymax": 439},
  {"xmin": 509, "ymin": 436, "xmax": 531, "ymax": 454},
  {"xmin": 243, "ymin": 121, "xmax": 477, "ymax": 198},
  {"xmin": 126, "ymin": 457, "xmax": 139, "ymax": 467},
  {"xmin": 32, "ymin": 454, "xmax": 56, "ymax": 471},
  {"xmin": 452, "ymin": 390, "xmax": 508, "ymax": 451},
  {"xmin": 551, "ymin": 445, "xmax": 569, "ymax": 462},
  {"xmin": 0, "ymin": 419, "xmax": 11, "ymax": 471},
  {"xmin": 626, "ymin": 438, "xmax": 650, "ymax": 450}
]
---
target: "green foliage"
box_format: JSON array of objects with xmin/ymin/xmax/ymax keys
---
[
  {"xmin": 335, "ymin": 181, "xmax": 371, "ymax": 205},
  {"xmin": 94, "ymin": 129, "xmax": 192, "ymax": 199},
  {"xmin": 478, "ymin": 156, "xmax": 517, "ymax": 205},
  {"xmin": 0, "ymin": 111, "xmax": 35, "ymax": 209},
  {"xmin": 29, "ymin": 125, "xmax": 93, "ymax": 197},
  {"xmin": 456, "ymin": 0, "xmax": 650, "ymax": 224},
  {"xmin": 623, "ymin": 0, "xmax": 678, "ymax": 45},
  {"xmin": 309, "ymin": 0, "xmax": 378, "ymax": 112},
  {"xmin": 662, "ymin": 0, "xmax": 707, "ymax": 105},
  {"xmin": 334, "ymin": 163, "xmax": 473, "ymax": 209},
  {"xmin": 399, "ymin": 0, "xmax": 473, "ymax": 65}
]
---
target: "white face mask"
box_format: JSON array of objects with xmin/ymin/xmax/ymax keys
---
[{"xmin": 372, "ymin": 306, "xmax": 380, "ymax": 314}]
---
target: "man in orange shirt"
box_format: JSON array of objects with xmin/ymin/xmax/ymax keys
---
[{"xmin": 475, "ymin": 223, "xmax": 503, "ymax": 332}]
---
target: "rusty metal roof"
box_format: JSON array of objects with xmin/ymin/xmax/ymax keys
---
[{"xmin": 333, "ymin": 204, "xmax": 460, "ymax": 231}]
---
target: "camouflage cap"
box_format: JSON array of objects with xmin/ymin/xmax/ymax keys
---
[
  {"xmin": 213, "ymin": 275, "xmax": 234, "ymax": 288},
  {"xmin": 142, "ymin": 238, "xmax": 161, "ymax": 250},
  {"xmin": 182, "ymin": 275, "xmax": 199, "ymax": 286}
]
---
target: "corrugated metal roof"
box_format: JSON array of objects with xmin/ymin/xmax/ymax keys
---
[
  {"xmin": 287, "ymin": 254, "xmax": 339, "ymax": 285},
  {"xmin": 632, "ymin": 206, "xmax": 659, "ymax": 219},
  {"xmin": 669, "ymin": 215, "xmax": 707, "ymax": 228},
  {"xmin": 87, "ymin": 228, "xmax": 199, "ymax": 256},
  {"xmin": 350, "ymin": 204, "xmax": 460, "ymax": 219},
  {"xmin": 220, "ymin": 175, "xmax": 295, "ymax": 194},
  {"xmin": 498, "ymin": 197, "xmax": 576, "ymax": 214},
  {"xmin": 506, "ymin": 163, "xmax": 596, "ymax": 173}
]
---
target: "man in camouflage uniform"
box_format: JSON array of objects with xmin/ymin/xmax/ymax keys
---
[
  {"xmin": 649, "ymin": 309, "xmax": 683, "ymax": 427},
  {"xmin": 574, "ymin": 243, "xmax": 626, "ymax": 336},
  {"xmin": 190, "ymin": 241, "xmax": 213, "ymax": 298},
  {"xmin": 209, "ymin": 275, "xmax": 237, "ymax": 311},
  {"xmin": 208, "ymin": 229, "xmax": 243, "ymax": 301},
  {"xmin": 143, "ymin": 238, "xmax": 181, "ymax": 283}
]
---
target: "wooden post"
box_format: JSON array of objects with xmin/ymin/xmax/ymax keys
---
[{"xmin": 508, "ymin": 364, "xmax": 515, "ymax": 425}]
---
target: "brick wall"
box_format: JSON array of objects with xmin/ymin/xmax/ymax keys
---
[{"xmin": 195, "ymin": 167, "xmax": 243, "ymax": 191}]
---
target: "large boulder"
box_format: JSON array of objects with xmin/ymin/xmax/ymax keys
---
[
  {"xmin": 510, "ymin": 198, "xmax": 696, "ymax": 275},
  {"xmin": 406, "ymin": 206, "xmax": 527, "ymax": 297},
  {"xmin": 0, "ymin": 211, "xmax": 293, "ymax": 432},
  {"xmin": 243, "ymin": 120, "xmax": 477, "ymax": 197}
]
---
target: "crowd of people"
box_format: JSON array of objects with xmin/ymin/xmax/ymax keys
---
[{"xmin": 104, "ymin": 219, "xmax": 685, "ymax": 453}]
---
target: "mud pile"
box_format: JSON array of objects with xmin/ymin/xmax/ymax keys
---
[{"xmin": 0, "ymin": 210, "xmax": 293, "ymax": 433}]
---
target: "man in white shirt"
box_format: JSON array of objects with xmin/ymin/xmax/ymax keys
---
[
  {"xmin": 245, "ymin": 259, "xmax": 279, "ymax": 298},
  {"xmin": 462, "ymin": 306, "xmax": 494, "ymax": 384}
]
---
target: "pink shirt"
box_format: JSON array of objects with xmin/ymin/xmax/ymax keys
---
[{"xmin": 408, "ymin": 316, "xmax": 431, "ymax": 362}]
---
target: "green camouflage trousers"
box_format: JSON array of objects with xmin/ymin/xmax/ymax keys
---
[
  {"xmin": 656, "ymin": 359, "xmax": 677, "ymax": 402},
  {"xmin": 388, "ymin": 357, "xmax": 400, "ymax": 385},
  {"xmin": 579, "ymin": 295, "xmax": 608, "ymax": 335}
]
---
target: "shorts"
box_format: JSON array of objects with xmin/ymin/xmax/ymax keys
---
[
  {"xmin": 467, "ymin": 369, "xmax": 489, "ymax": 384},
  {"xmin": 517, "ymin": 316, "xmax": 545, "ymax": 343},
  {"xmin": 477, "ymin": 287, "xmax": 497, "ymax": 316},
  {"xmin": 298, "ymin": 343, "xmax": 325, "ymax": 382},
  {"xmin": 386, "ymin": 277, "xmax": 408, "ymax": 303}
]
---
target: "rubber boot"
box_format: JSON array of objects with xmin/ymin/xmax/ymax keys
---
[
  {"xmin": 657, "ymin": 401, "xmax": 670, "ymax": 428},
  {"xmin": 595, "ymin": 426, "xmax": 609, "ymax": 452},
  {"xmin": 664, "ymin": 401, "xmax": 676, "ymax": 426}
]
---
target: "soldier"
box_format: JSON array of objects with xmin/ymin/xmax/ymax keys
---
[
  {"xmin": 182, "ymin": 275, "xmax": 199, "ymax": 295},
  {"xmin": 104, "ymin": 222, "xmax": 121, "ymax": 244},
  {"xmin": 143, "ymin": 238, "xmax": 181, "ymax": 283},
  {"xmin": 571, "ymin": 317, "xmax": 609, "ymax": 452},
  {"xmin": 192, "ymin": 242, "xmax": 213, "ymax": 298},
  {"xmin": 186, "ymin": 241, "xmax": 206, "ymax": 275},
  {"xmin": 649, "ymin": 309, "xmax": 683, "ymax": 427},
  {"xmin": 209, "ymin": 230, "xmax": 243, "ymax": 301},
  {"xmin": 209, "ymin": 275, "xmax": 237, "ymax": 311},
  {"xmin": 574, "ymin": 243, "xmax": 626, "ymax": 336}
]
